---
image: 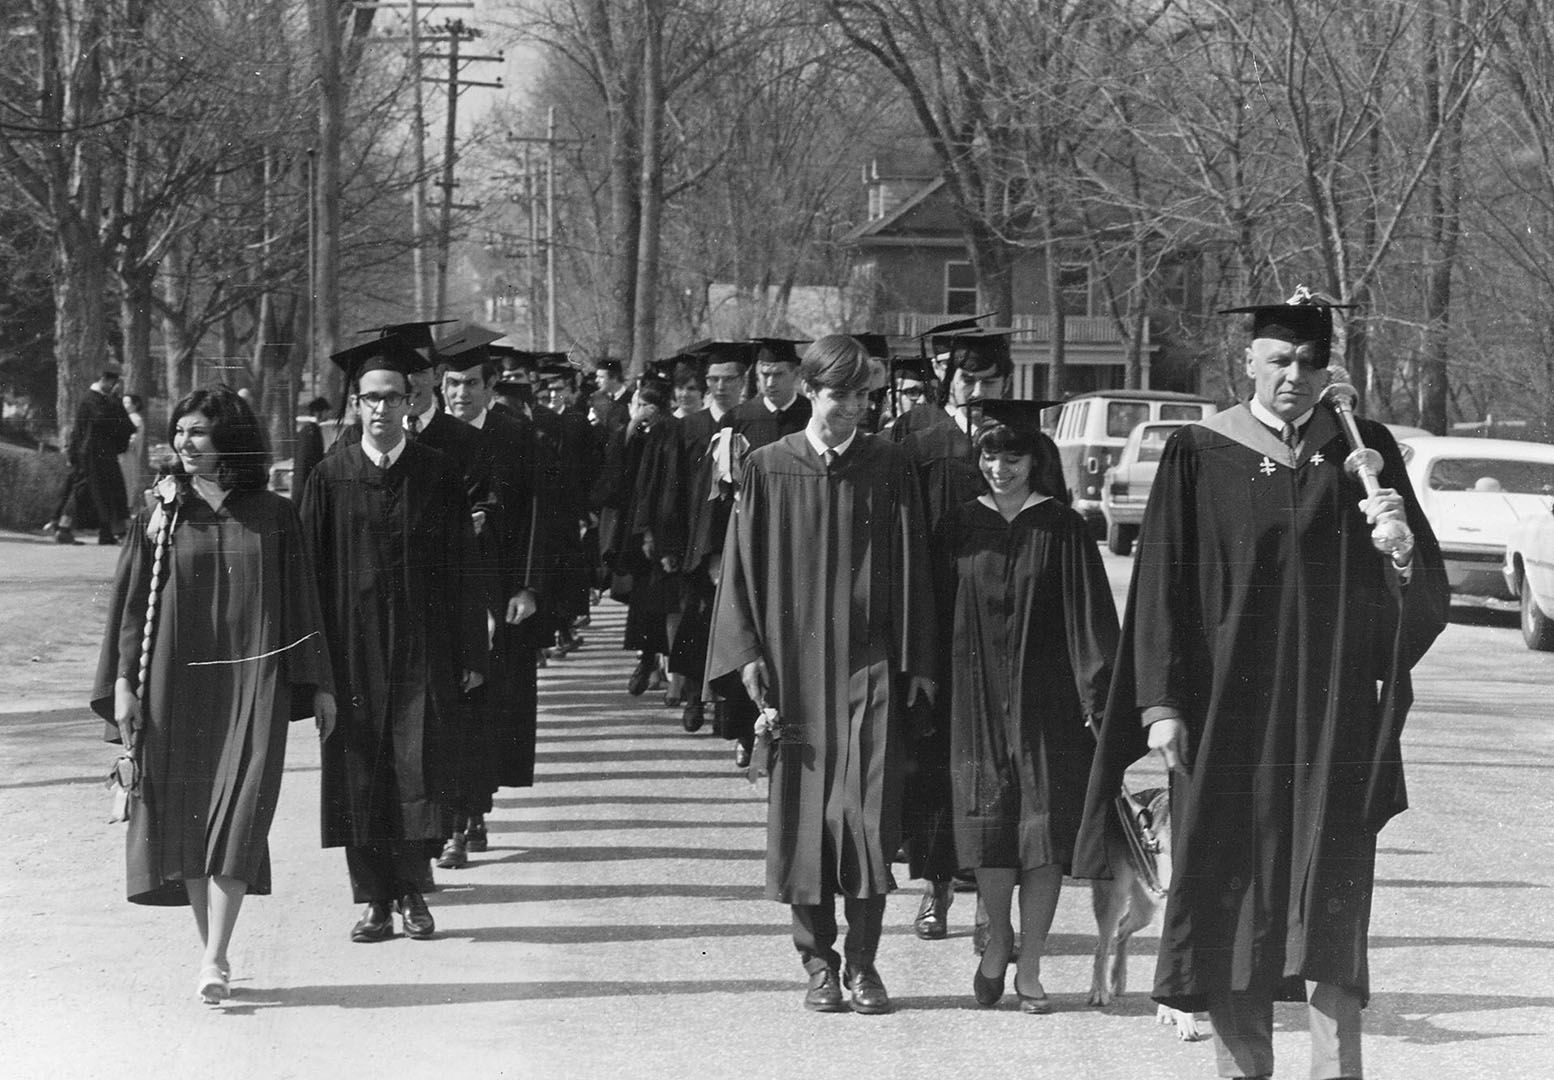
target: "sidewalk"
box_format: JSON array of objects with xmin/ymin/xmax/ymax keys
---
[{"xmin": 1, "ymin": 529, "xmax": 1552, "ymax": 1078}]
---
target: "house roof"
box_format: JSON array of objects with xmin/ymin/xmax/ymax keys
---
[{"xmin": 843, "ymin": 175, "xmax": 953, "ymax": 245}]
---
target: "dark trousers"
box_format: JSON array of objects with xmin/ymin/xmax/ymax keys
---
[
  {"xmin": 1209, "ymin": 982, "xmax": 1363, "ymax": 1079},
  {"xmin": 791, "ymin": 894, "xmax": 887, "ymax": 974},
  {"xmin": 346, "ymin": 842, "xmax": 431, "ymax": 904}
]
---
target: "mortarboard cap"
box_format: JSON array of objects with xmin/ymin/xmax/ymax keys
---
[
  {"xmin": 358, "ymin": 319, "xmax": 454, "ymax": 353},
  {"xmin": 433, "ymin": 323, "xmax": 504, "ymax": 366},
  {"xmin": 749, "ymin": 337, "xmax": 808, "ymax": 365},
  {"xmin": 330, "ymin": 334, "xmax": 427, "ymax": 382},
  {"xmin": 939, "ymin": 327, "xmax": 1016, "ymax": 379},
  {"xmin": 891, "ymin": 355, "xmax": 933, "ymax": 382},
  {"xmin": 689, "ymin": 340, "xmax": 755, "ymax": 368},
  {"xmin": 970, "ymin": 397, "xmax": 1063, "ymax": 440},
  {"xmin": 1219, "ymin": 286, "xmax": 1354, "ymax": 366},
  {"xmin": 538, "ymin": 358, "xmax": 580, "ymax": 385}
]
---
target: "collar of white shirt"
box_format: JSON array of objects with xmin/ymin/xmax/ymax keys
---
[
  {"xmin": 1248, "ymin": 397, "xmax": 1313, "ymax": 437},
  {"xmin": 708, "ymin": 403, "xmax": 727, "ymax": 423},
  {"xmin": 977, "ymin": 491, "xmax": 1051, "ymax": 515},
  {"xmin": 361, "ymin": 433, "xmax": 408, "ymax": 469},
  {"xmin": 763, "ymin": 393, "xmax": 798, "ymax": 415},
  {"xmin": 466, "ymin": 406, "xmax": 490, "ymax": 430},
  {"xmin": 946, "ymin": 403, "xmax": 972, "ymax": 434},
  {"xmin": 805, "ymin": 426, "xmax": 858, "ymax": 462},
  {"xmin": 407, "ymin": 403, "xmax": 437, "ymax": 432},
  {"xmin": 190, "ymin": 474, "xmax": 229, "ymax": 511}
]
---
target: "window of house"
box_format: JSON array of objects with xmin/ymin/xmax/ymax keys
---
[
  {"xmin": 945, "ymin": 261, "xmax": 977, "ymax": 315},
  {"xmin": 1058, "ymin": 260, "xmax": 1092, "ymax": 316}
]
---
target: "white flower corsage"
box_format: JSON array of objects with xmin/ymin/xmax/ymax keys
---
[{"xmin": 145, "ymin": 474, "xmax": 181, "ymax": 540}]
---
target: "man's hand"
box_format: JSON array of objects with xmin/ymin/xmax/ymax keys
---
[
  {"xmin": 1147, "ymin": 717, "xmax": 1192, "ymax": 774},
  {"xmin": 1359, "ymin": 487, "xmax": 1405, "ymax": 526},
  {"xmin": 907, "ymin": 676, "xmax": 937, "ymax": 708},
  {"xmin": 660, "ymin": 554, "xmax": 680, "ymax": 573},
  {"xmin": 740, "ymin": 657, "xmax": 769, "ymax": 706},
  {"xmin": 642, "ymin": 530, "xmax": 656, "ymax": 560},
  {"xmin": 461, "ymin": 669, "xmax": 485, "ymax": 692},
  {"xmin": 314, "ymin": 689, "xmax": 337, "ymax": 740},
  {"xmin": 505, "ymin": 589, "xmax": 537, "ymax": 625},
  {"xmin": 471, "ymin": 509, "xmax": 487, "ymax": 537},
  {"xmin": 113, "ymin": 677, "xmax": 139, "ymax": 743}
]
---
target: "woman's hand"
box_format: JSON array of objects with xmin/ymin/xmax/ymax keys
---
[
  {"xmin": 113, "ymin": 677, "xmax": 140, "ymax": 742},
  {"xmin": 740, "ymin": 658, "xmax": 769, "ymax": 707},
  {"xmin": 505, "ymin": 589, "xmax": 537, "ymax": 625},
  {"xmin": 313, "ymin": 689, "xmax": 337, "ymax": 741},
  {"xmin": 1147, "ymin": 716, "xmax": 1192, "ymax": 774}
]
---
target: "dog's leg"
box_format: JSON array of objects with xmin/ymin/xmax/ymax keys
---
[{"xmin": 1088, "ymin": 873, "xmax": 1127, "ymax": 1006}]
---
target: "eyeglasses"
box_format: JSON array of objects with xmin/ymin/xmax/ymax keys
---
[
  {"xmin": 358, "ymin": 392, "xmax": 407, "ymax": 410},
  {"xmin": 898, "ymin": 388, "xmax": 925, "ymax": 398}
]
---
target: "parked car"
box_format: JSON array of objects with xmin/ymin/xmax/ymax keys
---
[
  {"xmin": 1502, "ymin": 506, "xmax": 1554, "ymax": 650},
  {"xmin": 1100, "ymin": 419, "xmax": 1194, "ymax": 555},
  {"xmin": 1398, "ymin": 435, "xmax": 1554, "ymax": 601},
  {"xmin": 1051, "ymin": 390, "xmax": 1217, "ymax": 532}
]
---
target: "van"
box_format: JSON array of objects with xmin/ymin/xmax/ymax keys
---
[{"xmin": 1051, "ymin": 390, "xmax": 1217, "ymax": 529}]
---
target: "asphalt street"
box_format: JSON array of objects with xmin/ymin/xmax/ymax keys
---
[{"xmin": 1, "ymin": 529, "xmax": 1552, "ymax": 1079}]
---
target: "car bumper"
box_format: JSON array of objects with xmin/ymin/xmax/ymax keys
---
[
  {"xmin": 1103, "ymin": 498, "xmax": 1149, "ymax": 528},
  {"xmin": 1442, "ymin": 544, "xmax": 1512, "ymax": 599}
]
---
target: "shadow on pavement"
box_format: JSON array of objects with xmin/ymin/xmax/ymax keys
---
[
  {"xmin": 487, "ymin": 844, "xmax": 766, "ymax": 864},
  {"xmin": 429, "ymin": 882, "xmax": 766, "ymax": 905},
  {"xmin": 220, "ymin": 977, "xmax": 798, "ymax": 1013},
  {"xmin": 488, "ymin": 817, "xmax": 759, "ymax": 834},
  {"xmin": 1374, "ymin": 878, "xmax": 1546, "ymax": 889},
  {"xmin": 495, "ymin": 794, "xmax": 753, "ymax": 808},
  {"xmin": 1365, "ymin": 991, "xmax": 1554, "ymax": 1044}
]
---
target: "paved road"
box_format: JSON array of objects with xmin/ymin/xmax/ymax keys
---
[{"xmin": 1, "ymin": 530, "xmax": 1552, "ymax": 1078}]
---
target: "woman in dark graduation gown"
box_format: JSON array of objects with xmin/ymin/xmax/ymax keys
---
[
  {"xmin": 943, "ymin": 402, "xmax": 1117, "ymax": 1012},
  {"xmin": 92, "ymin": 387, "xmax": 334, "ymax": 1004}
]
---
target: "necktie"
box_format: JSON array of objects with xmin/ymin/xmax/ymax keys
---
[
  {"xmin": 1281, "ymin": 423, "xmax": 1299, "ymax": 450},
  {"xmin": 823, "ymin": 448, "xmax": 838, "ymax": 472},
  {"xmin": 380, "ymin": 452, "xmax": 392, "ymax": 470}
]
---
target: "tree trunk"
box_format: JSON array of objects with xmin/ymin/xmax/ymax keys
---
[
  {"xmin": 312, "ymin": 0, "xmax": 343, "ymax": 374},
  {"xmin": 630, "ymin": 1, "xmax": 664, "ymax": 371},
  {"xmin": 53, "ymin": 228, "xmax": 110, "ymax": 446},
  {"xmin": 1042, "ymin": 207, "xmax": 1067, "ymax": 400}
]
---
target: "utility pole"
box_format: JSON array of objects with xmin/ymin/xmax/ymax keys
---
[
  {"xmin": 311, "ymin": 0, "xmax": 342, "ymax": 393},
  {"xmin": 428, "ymin": 18, "xmax": 501, "ymax": 320},
  {"xmin": 509, "ymin": 117, "xmax": 580, "ymax": 350}
]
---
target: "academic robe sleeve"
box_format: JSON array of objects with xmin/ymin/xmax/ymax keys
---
[
  {"xmin": 894, "ymin": 447, "xmax": 939, "ymax": 683},
  {"xmin": 90, "ymin": 511, "xmax": 155, "ymax": 738},
  {"xmin": 703, "ymin": 453, "xmax": 770, "ymax": 698},
  {"xmin": 1061, "ymin": 511, "xmax": 1120, "ymax": 719},
  {"xmin": 276, "ymin": 496, "xmax": 335, "ymax": 719}
]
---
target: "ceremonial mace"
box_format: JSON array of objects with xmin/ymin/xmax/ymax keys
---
[{"xmin": 1321, "ymin": 367, "xmax": 1414, "ymax": 564}]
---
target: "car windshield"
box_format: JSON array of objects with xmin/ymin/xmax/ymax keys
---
[
  {"xmin": 1136, "ymin": 426, "xmax": 1177, "ymax": 462},
  {"xmin": 1159, "ymin": 403, "xmax": 1206, "ymax": 421},
  {"xmin": 1107, "ymin": 402, "xmax": 1150, "ymax": 438},
  {"xmin": 1426, "ymin": 457, "xmax": 1554, "ymax": 495}
]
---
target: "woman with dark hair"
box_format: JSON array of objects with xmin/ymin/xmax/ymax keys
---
[
  {"xmin": 943, "ymin": 400, "xmax": 1117, "ymax": 1013},
  {"xmin": 92, "ymin": 385, "xmax": 334, "ymax": 1005}
]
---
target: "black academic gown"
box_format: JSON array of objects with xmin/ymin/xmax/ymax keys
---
[
  {"xmin": 1075, "ymin": 402, "xmax": 1450, "ymax": 1012},
  {"xmin": 291, "ymin": 419, "xmax": 326, "ymax": 503},
  {"xmin": 706, "ymin": 432, "xmax": 938, "ymax": 904},
  {"xmin": 660, "ymin": 407, "xmax": 734, "ymax": 687},
  {"xmin": 300, "ymin": 441, "xmax": 488, "ymax": 848},
  {"xmin": 728, "ymin": 394, "xmax": 812, "ymax": 452},
  {"xmin": 943, "ymin": 496, "xmax": 1116, "ymax": 870},
  {"xmin": 899, "ymin": 411, "xmax": 982, "ymax": 880}
]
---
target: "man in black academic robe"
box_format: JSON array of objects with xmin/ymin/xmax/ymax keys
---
[
  {"xmin": 658, "ymin": 344, "xmax": 749, "ymax": 734},
  {"xmin": 706, "ymin": 335, "xmax": 938, "ymax": 1016},
  {"xmin": 290, "ymin": 397, "xmax": 332, "ymax": 503},
  {"xmin": 300, "ymin": 336, "xmax": 488, "ymax": 943},
  {"xmin": 57, "ymin": 364, "xmax": 136, "ymax": 545},
  {"xmin": 1076, "ymin": 299, "xmax": 1450, "ymax": 1080}
]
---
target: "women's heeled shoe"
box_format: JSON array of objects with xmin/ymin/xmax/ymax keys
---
[
  {"xmin": 972, "ymin": 962, "xmax": 1006, "ymax": 1007},
  {"xmin": 1014, "ymin": 976, "xmax": 1051, "ymax": 1014},
  {"xmin": 198, "ymin": 963, "xmax": 230, "ymax": 1005}
]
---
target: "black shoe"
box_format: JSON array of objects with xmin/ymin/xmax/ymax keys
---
[
  {"xmin": 465, "ymin": 817, "xmax": 488, "ymax": 852},
  {"xmin": 54, "ymin": 528, "xmax": 81, "ymax": 545},
  {"xmin": 350, "ymin": 901, "xmax": 395, "ymax": 943},
  {"xmin": 626, "ymin": 657, "xmax": 653, "ymax": 696},
  {"xmin": 681, "ymin": 698, "xmax": 705, "ymax": 733},
  {"xmin": 803, "ymin": 966, "xmax": 846, "ymax": 1013},
  {"xmin": 913, "ymin": 880, "xmax": 952, "ymax": 940},
  {"xmin": 842, "ymin": 962, "xmax": 892, "ymax": 1014},
  {"xmin": 436, "ymin": 832, "xmax": 468, "ymax": 869},
  {"xmin": 97, "ymin": 532, "xmax": 119, "ymax": 546},
  {"xmin": 397, "ymin": 891, "xmax": 435, "ymax": 939},
  {"xmin": 973, "ymin": 958, "xmax": 1007, "ymax": 1007},
  {"xmin": 733, "ymin": 742, "xmax": 751, "ymax": 769}
]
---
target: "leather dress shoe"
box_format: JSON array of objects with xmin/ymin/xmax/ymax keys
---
[
  {"xmin": 733, "ymin": 742, "xmax": 752, "ymax": 769},
  {"xmin": 350, "ymin": 901, "xmax": 395, "ymax": 942},
  {"xmin": 397, "ymin": 891, "xmax": 436, "ymax": 939},
  {"xmin": 843, "ymin": 962, "xmax": 892, "ymax": 1014},
  {"xmin": 465, "ymin": 817, "xmax": 488, "ymax": 852},
  {"xmin": 626, "ymin": 657, "xmax": 653, "ymax": 696},
  {"xmin": 681, "ymin": 698, "xmax": 705, "ymax": 733},
  {"xmin": 436, "ymin": 832, "xmax": 468, "ymax": 869},
  {"xmin": 803, "ymin": 966, "xmax": 846, "ymax": 1013},
  {"xmin": 913, "ymin": 880, "xmax": 952, "ymax": 940},
  {"xmin": 973, "ymin": 960, "xmax": 1006, "ymax": 1007},
  {"xmin": 54, "ymin": 528, "xmax": 81, "ymax": 545}
]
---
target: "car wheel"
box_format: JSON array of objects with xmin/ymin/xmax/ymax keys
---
[
  {"xmin": 1521, "ymin": 576, "xmax": 1554, "ymax": 651},
  {"xmin": 1107, "ymin": 522, "xmax": 1135, "ymax": 557}
]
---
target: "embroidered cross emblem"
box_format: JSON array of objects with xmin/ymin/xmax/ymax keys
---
[
  {"xmin": 1310, "ymin": 451, "xmax": 1325, "ymax": 466},
  {"xmin": 1259, "ymin": 456, "xmax": 1277, "ymax": 476}
]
